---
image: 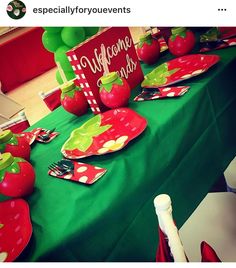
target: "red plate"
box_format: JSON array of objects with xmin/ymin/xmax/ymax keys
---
[
  {"xmin": 0, "ymin": 199, "xmax": 32, "ymax": 262},
  {"xmin": 141, "ymin": 54, "xmax": 220, "ymax": 88},
  {"xmin": 61, "ymin": 108, "xmax": 147, "ymax": 159}
]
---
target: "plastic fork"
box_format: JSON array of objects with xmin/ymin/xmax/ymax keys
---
[
  {"xmin": 38, "ymin": 128, "xmax": 56, "ymax": 141},
  {"xmin": 48, "ymin": 163, "xmax": 71, "ymax": 176}
]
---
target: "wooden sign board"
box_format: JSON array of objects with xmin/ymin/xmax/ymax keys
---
[{"xmin": 67, "ymin": 27, "xmax": 144, "ymax": 114}]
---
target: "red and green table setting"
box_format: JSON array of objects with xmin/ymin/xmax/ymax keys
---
[{"xmin": 1, "ymin": 42, "xmax": 236, "ymax": 261}]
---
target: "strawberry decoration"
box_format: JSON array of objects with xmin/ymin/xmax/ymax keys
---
[
  {"xmin": 99, "ymin": 72, "xmax": 131, "ymax": 109},
  {"xmin": 141, "ymin": 54, "xmax": 220, "ymax": 88},
  {"xmin": 61, "ymin": 108, "xmax": 147, "ymax": 159},
  {"xmin": 168, "ymin": 27, "xmax": 195, "ymax": 57},
  {"xmin": 0, "ymin": 153, "xmax": 35, "ymax": 197},
  {"xmin": 0, "ymin": 130, "xmax": 31, "ymax": 161},
  {"xmin": 61, "ymin": 81, "xmax": 88, "ymax": 116},
  {"xmin": 136, "ymin": 33, "xmax": 160, "ymax": 64},
  {"xmin": 0, "ymin": 199, "xmax": 32, "ymax": 262}
]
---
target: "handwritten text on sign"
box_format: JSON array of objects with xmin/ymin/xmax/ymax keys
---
[
  {"xmin": 80, "ymin": 37, "xmax": 137, "ymax": 85},
  {"xmin": 67, "ymin": 27, "xmax": 144, "ymax": 113}
]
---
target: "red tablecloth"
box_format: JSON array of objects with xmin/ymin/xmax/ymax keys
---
[{"xmin": 0, "ymin": 27, "xmax": 55, "ymax": 93}]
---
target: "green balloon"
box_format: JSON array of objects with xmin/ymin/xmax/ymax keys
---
[
  {"xmin": 61, "ymin": 27, "xmax": 86, "ymax": 47},
  {"xmin": 84, "ymin": 27, "xmax": 100, "ymax": 37},
  {"xmin": 42, "ymin": 31, "xmax": 64, "ymax": 52},
  {"xmin": 56, "ymin": 70, "xmax": 76, "ymax": 85},
  {"xmin": 54, "ymin": 45, "xmax": 73, "ymax": 72},
  {"xmin": 43, "ymin": 27, "xmax": 63, "ymax": 33}
]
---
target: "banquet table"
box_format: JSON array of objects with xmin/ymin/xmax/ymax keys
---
[{"xmin": 1, "ymin": 44, "xmax": 236, "ymax": 262}]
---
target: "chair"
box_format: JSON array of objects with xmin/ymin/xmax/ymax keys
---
[
  {"xmin": 179, "ymin": 192, "xmax": 236, "ymax": 262},
  {"xmin": 154, "ymin": 194, "xmax": 187, "ymax": 262},
  {"xmin": 38, "ymin": 86, "xmax": 61, "ymax": 111},
  {"xmin": 0, "ymin": 111, "xmax": 30, "ymax": 133},
  {"xmin": 154, "ymin": 193, "xmax": 236, "ymax": 262}
]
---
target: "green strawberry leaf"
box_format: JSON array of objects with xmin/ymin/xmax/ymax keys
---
[
  {"xmin": 63, "ymin": 134, "xmax": 93, "ymax": 152},
  {"xmin": 0, "ymin": 135, "xmax": 18, "ymax": 153},
  {"xmin": 0, "ymin": 223, "xmax": 4, "ymax": 228},
  {"xmin": 141, "ymin": 63, "xmax": 180, "ymax": 87},
  {"xmin": 0, "ymin": 157, "xmax": 25, "ymax": 182},
  {"xmin": 138, "ymin": 38, "xmax": 153, "ymax": 48},
  {"xmin": 87, "ymin": 124, "xmax": 112, "ymax": 137},
  {"xmin": 72, "ymin": 114, "xmax": 101, "ymax": 136},
  {"xmin": 61, "ymin": 87, "xmax": 81, "ymax": 100},
  {"xmin": 170, "ymin": 31, "xmax": 187, "ymax": 42},
  {"xmin": 0, "ymin": 144, "xmax": 5, "ymax": 153},
  {"xmin": 100, "ymin": 77, "xmax": 123, "ymax": 93},
  {"xmin": 62, "ymin": 114, "xmax": 112, "ymax": 152}
]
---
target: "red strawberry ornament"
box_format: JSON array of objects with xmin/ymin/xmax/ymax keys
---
[
  {"xmin": 61, "ymin": 81, "xmax": 88, "ymax": 116},
  {"xmin": 0, "ymin": 152, "xmax": 35, "ymax": 198},
  {"xmin": 0, "ymin": 130, "xmax": 31, "ymax": 161},
  {"xmin": 0, "ymin": 198, "xmax": 32, "ymax": 262},
  {"xmin": 168, "ymin": 27, "xmax": 195, "ymax": 57},
  {"xmin": 136, "ymin": 33, "xmax": 160, "ymax": 65},
  {"xmin": 99, "ymin": 72, "xmax": 131, "ymax": 109}
]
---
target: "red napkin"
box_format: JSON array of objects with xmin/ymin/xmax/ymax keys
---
[
  {"xmin": 200, "ymin": 38, "xmax": 236, "ymax": 52},
  {"xmin": 17, "ymin": 128, "xmax": 42, "ymax": 145},
  {"xmin": 34, "ymin": 128, "xmax": 59, "ymax": 143},
  {"xmin": 134, "ymin": 86, "xmax": 189, "ymax": 102},
  {"xmin": 48, "ymin": 161, "xmax": 107, "ymax": 185},
  {"xmin": 16, "ymin": 128, "xmax": 59, "ymax": 145}
]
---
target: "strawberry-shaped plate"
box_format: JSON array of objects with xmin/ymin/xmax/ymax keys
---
[
  {"xmin": 61, "ymin": 108, "xmax": 147, "ymax": 159},
  {"xmin": 0, "ymin": 199, "xmax": 32, "ymax": 262},
  {"xmin": 141, "ymin": 54, "xmax": 220, "ymax": 88}
]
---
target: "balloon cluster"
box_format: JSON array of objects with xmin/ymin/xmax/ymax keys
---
[{"xmin": 42, "ymin": 27, "xmax": 100, "ymax": 85}]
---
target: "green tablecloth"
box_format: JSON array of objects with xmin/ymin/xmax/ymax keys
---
[{"xmin": 1, "ymin": 45, "xmax": 236, "ymax": 262}]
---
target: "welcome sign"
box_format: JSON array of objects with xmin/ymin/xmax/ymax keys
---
[{"xmin": 67, "ymin": 27, "xmax": 144, "ymax": 114}]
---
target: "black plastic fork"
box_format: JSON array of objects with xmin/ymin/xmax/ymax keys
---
[
  {"xmin": 38, "ymin": 128, "xmax": 56, "ymax": 141},
  {"xmin": 48, "ymin": 163, "xmax": 71, "ymax": 176}
]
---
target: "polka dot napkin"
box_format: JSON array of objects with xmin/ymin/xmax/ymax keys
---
[
  {"xmin": 48, "ymin": 161, "xmax": 107, "ymax": 185},
  {"xmin": 134, "ymin": 86, "xmax": 190, "ymax": 102}
]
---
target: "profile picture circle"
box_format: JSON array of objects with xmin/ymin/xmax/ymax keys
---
[{"xmin": 6, "ymin": 0, "xmax": 26, "ymax": 19}]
